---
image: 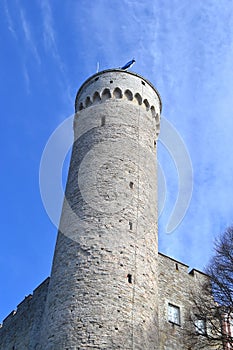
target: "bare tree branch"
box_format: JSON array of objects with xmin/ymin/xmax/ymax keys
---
[{"xmin": 185, "ymin": 226, "xmax": 233, "ymax": 349}]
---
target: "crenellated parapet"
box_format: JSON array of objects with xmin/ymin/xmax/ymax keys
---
[{"xmin": 75, "ymin": 69, "xmax": 161, "ymax": 136}]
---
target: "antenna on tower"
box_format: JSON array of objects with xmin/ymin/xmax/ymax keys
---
[{"xmin": 96, "ymin": 62, "xmax": 100, "ymax": 73}]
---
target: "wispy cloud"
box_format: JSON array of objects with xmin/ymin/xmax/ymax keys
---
[
  {"xmin": 3, "ymin": 0, "xmax": 17, "ymax": 39},
  {"xmin": 39, "ymin": 0, "xmax": 72, "ymax": 106},
  {"xmin": 20, "ymin": 8, "xmax": 41, "ymax": 65},
  {"xmin": 40, "ymin": 1, "xmax": 64, "ymax": 74},
  {"xmin": 22, "ymin": 64, "xmax": 30, "ymax": 94}
]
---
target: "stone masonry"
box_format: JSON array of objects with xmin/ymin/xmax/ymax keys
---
[
  {"xmin": 39, "ymin": 70, "xmax": 161, "ymax": 349},
  {"xmin": 0, "ymin": 254, "xmax": 212, "ymax": 350},
  {"xmin": 0, "ymin": 70, "xmax": 215, "ymax": 350}
]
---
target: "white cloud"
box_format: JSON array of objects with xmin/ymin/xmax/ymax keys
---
[
  {"xmin": 22, "ymin": 64, "xmax": 30, "ymax": 94},
  {"xmin": 40, "ymin": 1, "xmax": 64, "ymax": 73},
  {"xmin": 20, "ymin": 8, "xmax": 41, "ymax": 65},
  {"xmin": 3, "ymin": 0, "xmax": 17, "ymax": 39},
  {"xmin": 39, "ymin": 0, "xmax": 72, "ymax": 106}
]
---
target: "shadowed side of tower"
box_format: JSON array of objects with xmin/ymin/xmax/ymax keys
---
[{"xmin": 39, "ymin": 70, "xmax": 161, "ymax": 349}]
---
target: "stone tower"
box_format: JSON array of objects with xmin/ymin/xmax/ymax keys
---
[{"xmin": 40, "ymin": 69, "xmax": 161, "ymax": 349}]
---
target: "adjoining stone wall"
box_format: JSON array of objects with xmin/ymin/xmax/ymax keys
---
[
  {"xmin": 0, "ymin": 278, "xmax": 49, "ymax": 350},
  {"xmin": 158, "ymin": 253, "xmax": 212, "ymax": 350},
  {"xmin": 0, "ymin": 254, "xmax": 217, "ymax": 350}
]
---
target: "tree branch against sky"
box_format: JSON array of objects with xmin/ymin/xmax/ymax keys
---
[{"xmin": 188, "ymin": 227, "xmax": 233, "ymax": 349}]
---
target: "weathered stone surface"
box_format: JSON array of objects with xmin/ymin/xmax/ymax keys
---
[
  {"xmin": 39, "ymin": 70, "xmax": 161, "ymax": 349},
  {"xmin": 0, "ymin": 278, "xmax": 49, "ymax": 350},
  {"xmin": 158, "ymin": 253, "xmax": 210, "ymax": 350},
  {"xmin": 0, "ymin": 70, "xmax": 215, "ymax": 350}
]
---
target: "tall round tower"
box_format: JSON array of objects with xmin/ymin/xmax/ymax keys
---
[{"xmin": 40, "ymin": 69, "xmax": 161, "ymax": 349}]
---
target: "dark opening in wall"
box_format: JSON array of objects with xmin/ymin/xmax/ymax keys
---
[
  {"xmin": 151, "ymin": 106, "xmax": 156, "ymax": 118},
  {"xmin": 143, "ymin": 99, "xmax": 150, "ymax": 111},
  {"xmin": 154, "ymin": 140, "xmax": 156, "ymax": 147},
  {"xmin": 85, "ymin": 96, "xmax": 92, "ymax": 107},
  {"xmin": 129, "ymin": 221, "xmax": 133, "ymax": 230},
  {"xmin": 141, "ymin": 81, "xmax": 145, "ymax": 86},
  {"xmin": 95, "ymin": 77, "xmax": 99, "ymax": 81},
  {"xmin": 175, "ymin": 263, "xmax": 179, "ymax": 271},
  {"xmin": 78, "ymin": 103, "xmax": 84, "ymax": 111},
  {"xmin": 102, "ymin": 88, "xmax": 111, "ymax": 100},
  {"xmin": 101, "ymin": 116, "xmax": 106, "ymax": 126},
  {"xmin": 129, "ymin": 181, "xmax": 134, "ymax": 189},
  {"xmin": 127, "ymin": 274, "xmax": 132, "ymax": 283},
  {"xmin": 124, "ymin": 89, "xmax": 133, "ymax": 101},
  {"xmin": 93, "ymin": 91, "xmax": 101, "ymax": 104},
  {"xmin": 135, "ymin": 93, "xmax": 142, "ymax": 105},
  {"xmin": 110, "ymin": 80, "xmax": 113, "ymax": 83},
  {"xmin": 113, "ymin": 87, "xmax": 123, "ymax": 99}
]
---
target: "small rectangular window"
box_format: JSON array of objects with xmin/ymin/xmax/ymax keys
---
[
  {"xmin": 195, "ymin": 319, "xmax": 206, "ymax": 335},
  {"xmin": 168, "ymin": 303, "xmax": 181, "ymax": 325}
]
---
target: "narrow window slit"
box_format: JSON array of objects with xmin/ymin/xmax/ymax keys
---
[
  {"xmin": 129, "ymin": 181, "xmax": 134, "ymax": 189},
  {"xmin": 127, "ymin": 274, "xmax": 132, "ymax": 283},
  {"xmin": 175, "ymin": 263, "xmax": 179, "ymax": 271},
  {"xmin": 141, "ymin": 81, "xmax": 145, "ymax": 85},
  {"xmin": 129, "ymin": 221, "xmax": 133, "ymax": 230},
  {"xmin": 101, "ymin": 116, "xmax": 106, "ymax": 126}
]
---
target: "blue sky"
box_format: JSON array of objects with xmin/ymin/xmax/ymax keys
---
[{"xmin": 1, "ymin": 0, "xmax": 233, "ymax": 321}]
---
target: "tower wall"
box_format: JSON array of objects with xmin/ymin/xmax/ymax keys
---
[{"xmin": 39, "ymin": 70, "xmax": 161, "ymax": 349}]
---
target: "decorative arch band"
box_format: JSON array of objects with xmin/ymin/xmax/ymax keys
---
[{"xmin": 76, "ymin": 87, "xmax": 160, "ymax": 124}]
